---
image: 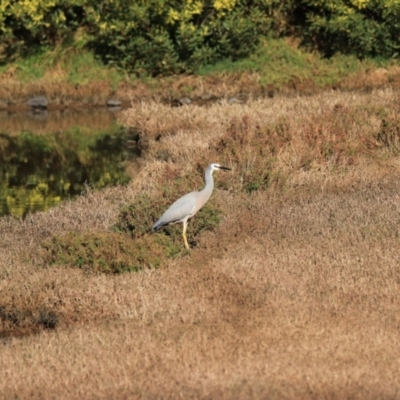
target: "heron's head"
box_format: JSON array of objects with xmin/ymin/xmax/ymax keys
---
[{"xmin": 210, "ymin": 163, "xmax": 231, "ymax": 172}]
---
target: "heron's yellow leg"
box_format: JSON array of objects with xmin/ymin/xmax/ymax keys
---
[{"xmin": 183, "ymin": 222, "xmax": 190, "ymax": 250}]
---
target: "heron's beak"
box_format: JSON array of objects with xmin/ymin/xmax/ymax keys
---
[{"xmin": 218, "ymin": 166, "xmax": 231, "ymax": 171}]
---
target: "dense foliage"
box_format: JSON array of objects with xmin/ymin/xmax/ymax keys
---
[
  {"xmin": 297, "ymin": 0, "xmax": 400, "ymax": 58},
  {"xmin": 1, "ymin": 0, "xmax": 400, "ymax": 75}
]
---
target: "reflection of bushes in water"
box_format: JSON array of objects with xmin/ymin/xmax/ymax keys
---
[{"xmin": 0, "ymin": 128, "xmax": 133, "ymax": 217}]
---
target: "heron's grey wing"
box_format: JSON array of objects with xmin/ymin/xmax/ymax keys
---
[{"xmin": 152, "ymin": 192, "xmax": 198, "ymax": 230}]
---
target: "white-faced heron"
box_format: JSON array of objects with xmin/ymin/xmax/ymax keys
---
[{"xmin": 152, "ymin": 163, "xmax": 231, "ymax": 249}]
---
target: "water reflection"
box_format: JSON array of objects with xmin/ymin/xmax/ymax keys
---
[
  {"xmin": 0, "ymin": 108, "xmax": 138, "ymax": 218},
  {"xmin": 0, "ymin": 108, "xmax": 119, "ymax": 135}
]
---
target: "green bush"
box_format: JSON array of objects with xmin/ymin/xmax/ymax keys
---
[
  {"xmin": 296, "ymin": 0, "xmax": 400, "ymax": 58},
  {"xmin": 2, "ymin": 0, "xmax": 400, "ymax": 74},
  {"xmin": 0, "ymin": 0, "xmax": 85, "ymax": 62},
  {"xmin": 41, "ymin": 231, "xmax": 173, "ymax": 274},
  {"xmin": 0, "ymin": 0, "xmax": 285, "ymax": 74},
  {"xmin": 84, "ymin": 0, "xmax": 281, "ymax": 75}
]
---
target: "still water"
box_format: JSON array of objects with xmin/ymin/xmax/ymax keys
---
[{"xmin": 0, "ymin": 108, "xmax": 138, "ymax": 218}]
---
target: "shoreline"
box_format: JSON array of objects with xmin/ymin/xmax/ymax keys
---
[{"xmin": 2, "ymin": 65, "xmax": 400, "ymax": 113}]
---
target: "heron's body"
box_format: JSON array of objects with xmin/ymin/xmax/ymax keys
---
[{"xmin": 152, "ymin": 163, "xmax": 230, "ymax": 249}]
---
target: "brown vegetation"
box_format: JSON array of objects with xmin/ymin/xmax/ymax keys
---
[
  {"xmin": 4, "ymin": 63, "xmax": 400, "ymax": 110},
  {"xmin": 1, "ymin": 89, "xmax": 400, "ymax": 398},
  {"xmin": 0, "ymin": 78, "xmax": 115, "ymax": 109}
]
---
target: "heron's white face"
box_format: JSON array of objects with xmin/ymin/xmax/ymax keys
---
[
  {"xmin": 210, "ymin": 163, "xmax": 231, "ymax": 171},
  {"xmin": 211, "ymin": 163, "xmax": 221, "ymax": 171}
]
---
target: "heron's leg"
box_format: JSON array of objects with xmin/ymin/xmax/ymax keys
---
[{"xmin": 182, "ymin": 221, "xmax": 190, "ymax": 250}]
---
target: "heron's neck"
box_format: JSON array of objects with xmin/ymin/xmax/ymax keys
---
[{"xmin": 201, "ymin": 169, "xmax": 214, "ymax": 198}]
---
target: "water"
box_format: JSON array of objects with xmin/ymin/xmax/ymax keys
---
[{"xmin": 0, "ymin": 108, "xmax": 139, "ymax": 218}]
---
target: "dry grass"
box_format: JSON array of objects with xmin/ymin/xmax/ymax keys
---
[
  {"xmin": 0, "ymin": 79, "xmax": 114, "ymax": 108},
  {"xmin": 2, "ymin": 89, "xmax": 400, "ymax": 398},
  {"xmin": 4, "ymin": 60, "xmax": 400, "ymax": 109}
]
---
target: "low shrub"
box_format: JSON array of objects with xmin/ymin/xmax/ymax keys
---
[
  {"xmin": 0, "ymin": 306, "xmax": 58, "ymax": 332},
  {"xmin": 41, "ymin": 231, "xmax": 173, "ymax": 274},
  {"xmin": 376, "ymin": 115, "xmax": 400, "ymax": 152}
]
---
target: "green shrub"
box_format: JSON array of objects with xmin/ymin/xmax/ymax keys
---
[
  {"xmin": 3, "ymin": 0, "xmax": 400, "ymax": 77},
  {"xmin": 0, "ymin": 0, "xmax": 285, "ymax": 74},
  {"xmin": 0, "ymin": 0, "xmax": 85, "ymax": 62},
  {"xmin": 84, "ymin": 0, "xmax": 279, "ymax": 75},
  {"xmin": 41, "ymin": 231, "xmax": 173, "ymax": 274},
  {"xmin": 296, "ymin": 0, "xmax": 400, "ymax": 58}
]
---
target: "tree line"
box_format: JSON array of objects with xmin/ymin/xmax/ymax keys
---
[{"xmin": 1, "ymin": 0, "xmax": 399, "ymax": 75}]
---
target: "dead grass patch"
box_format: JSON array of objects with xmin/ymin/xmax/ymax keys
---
[
  {"xmin": 2, "ymin": 89, "xmax": 400, "ymax": 398},
  {"xmin": 4, "ymin": 61, "xmax": 400, "ymax": 109},
  {"xmin": 2, "ymin": 175, "xmax": 400, "ymax": 398},
  {"xmin": 0, "ymin": 79, "xmax": 113, "ymax": 108},
  {"xmin": 125, "ymin": 88, "xmax": 400, "ymax": 198}
]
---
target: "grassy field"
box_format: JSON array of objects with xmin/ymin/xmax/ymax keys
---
[{"xmin": 2, "ymin": 88, "xmax": 400, "ymax": 398}]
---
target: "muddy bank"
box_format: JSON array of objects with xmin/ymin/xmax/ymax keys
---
[{"xmin": 3, "ymin": 66, "xmax": 400, "ymax": 112}]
